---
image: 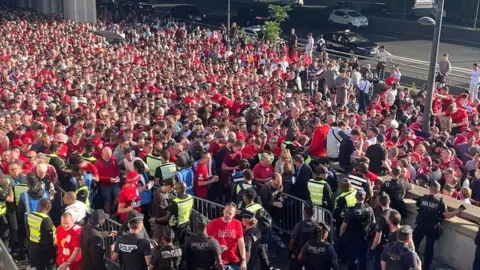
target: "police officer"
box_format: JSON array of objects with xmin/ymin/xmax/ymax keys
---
[
  {"xmin": 241, "ymin": 209, "xmax": 263, "ymax": 270},
  {"xmin": 289, "ymin": 205, "xmax": 319, "ymax": 270},
  {"xmin": 81, "ymin": 210, "xmax": 113, "ymax": 270},
  {"xmin": 235, "ymin": 169, "xmax": 254, "ymax": 207},
  {"xmin": 183, "ymin": 215, "xmax": 223, "ymax": 270},
  {"xmin": 154, "ymin": 150, "xmax": 177, "ymax": 185},
  {"xmin": 370, "ymin": 192, "xmax": 391, "ymax": 270},
  {"xmin": 26, "ymin": 198, "xmax": 56, "ymax": 270},
  {"xmin": 380, "ymin": 166, "xmax": 411, "ymax": 219},
  {"xmin": 0, "ymin": 174, "xmax": 13, "ymax": 248},
  {"xmin": 413, "ymin": 181, "xmax": 464, "ymax": 270},
  {"xmin": 307, "ymin": 166, "xmax": 334, "ymax": 212},
  {"xmin": 298, "ymin": 222, "xmax": 338, "ymax": 270},
  {"xmin": 146, "ymin": 142, "xmax": 164, "ymax": 173},
  {"xmin": 150, "ymin": 226, "xmax": 182, "ymax": 270},
  {"xmin": 156, "ymin": 182, "xmax": 193, "ymax": 246},
  {"xmin": 112, "ymin": 211, "xmax": 153, "ymax": 269},
  {"xmin": 333, "ymin": 178, "xmax": 356, "ymax": 262},
  {"xmin": 339, "ymin": 189, "xmax": 375, "ymax": 270},
  {"xmin": 381, "ymin": 225, "xmax": 421, "ymax": 270}
]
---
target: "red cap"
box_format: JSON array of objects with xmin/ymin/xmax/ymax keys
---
[
  {"xmin": 125, "ymin": 171, "xmax": 140, "ymax": 184},
  {"xmin": 411, "ymin": 152, "xmax": 421, "ymax": 162},
  {"xmin": 92, "ymin": 137, "xmax": 103, "ymax": 146},
  {"xmin": 22, "ymin": 137, "xmax": 32, "ymax": 145},
  {"xmin": 12, "ymin": 139, "xmax": 23, "ymax": 147},
  {"xmin": 174, "ymin": 109, "xmax": 182, "ymax": 116},
  {"xmin": 211, "ymin": 93, "xmax": 222, "ymax": 102}
]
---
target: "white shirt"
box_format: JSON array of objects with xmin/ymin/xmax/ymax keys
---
[
  {"xmin": 377, "ymin": 50, "xmax": 391, "ymax": 62},
  {"xmin": 357, "ymin": 79, "xmax": 371, "ymax": 94},
  {"xmin": 65, "ymin": 201, "xmax": 88, "ymax": 223},
  {"xmin": 471, "ymin": 69, "xmax": 480, "ymax": 84},
  {"xmin": 123, "ymin": 157, "xmax": 149, "ymax": 173},
  {"xmin": 305, "ymin": 36, "xmax": 315, "ymax": 53},
  {"xmin": 386, "ymin": 88, "xmax": 397, "ymax": 106},
  {"xmin": 352, "ymin": 71, "xmax": 362, "ymax": 86},
  {"xmin": 326, "ymin": 127, "xmax": 343, "ymax": 159}
]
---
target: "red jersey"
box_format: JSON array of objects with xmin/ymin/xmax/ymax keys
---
[
  {"xmin": 117, "ymin": 186, "xmax": 141, "ymax": 221},
  {"xmin": 207, "ymin": 218, "xmax": 244, "ymax": 264},
  {"xmin": 66, "ymin": 140, "xmax": 84, "ymax": 156},
  {"xmin": 447, "ymin": 108, "xmax": 468, "ymax": 124},
  {"xmin": 81, "ymin": 162, "xmax": 99, "ymax": 179},
  {"xmin": 194, "ymin": 162, "xmax": 209, "ymax": 198},
  {"xmin": 56, "ymin": 224, "xmax": 82, "ymax": 270}
]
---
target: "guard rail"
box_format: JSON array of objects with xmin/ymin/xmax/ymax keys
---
[{"xmin": 1, "ymin": 238, "xmax": 19, "ymax": 270}]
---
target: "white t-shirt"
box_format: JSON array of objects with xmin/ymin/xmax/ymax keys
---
[
  {"xmin": 123, "ymin": 157, "xmax": 149, "ymax": 173},
  {"xmin": 386, "ymin": 88, "xmax": 397, "ymax": 106},
  {"xmin": 471, "ymin": 70, "xmax": 480, "ymax": 84},
  {"xmin": 65, "ymin": 201, "xmax": 88, "ymax": 223},
  {"xmin": 377, "ymin": 50, "xmax": 391, "ymax": 62},
  {"xmin": 326, "ymin": 127, "xmax": 343, "ymax": 159}
]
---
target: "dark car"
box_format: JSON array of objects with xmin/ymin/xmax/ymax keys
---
[
  {"xmin": 233, "ymin": 5, "xmax": 271, "ymax": 27},
  {"xmin": 169, "ymin": 4, "xmax": 206, "ymax": 22},
  {"xmin": 328, "ymin": 1, "xmax": 355, "ymax": 11},
  {"xmin": 323, "ymin": 30, "xmax": 378, "ymax": 56},
  {"xmin": 361, "ymin": 3, "xmax": 392, "ymax": 16}
]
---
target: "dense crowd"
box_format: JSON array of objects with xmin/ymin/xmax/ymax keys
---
[{"xmin": 0, "ymin": 3, "xmax": 477, "ymax": 270}]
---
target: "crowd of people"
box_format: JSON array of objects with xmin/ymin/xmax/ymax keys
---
[{"xmin": 0, "ymin": 2, "xmax": 478, "ymax": 270}]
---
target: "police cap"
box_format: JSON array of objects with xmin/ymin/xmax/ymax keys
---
[
  {"xmin": 319, "ymin": 221, "xmax": 331, "ymax": 233},
  {"xmin": 127, "ymin": 210, "xmax": 144, "ymax": 223},
  {"xmin": 241, "ymin": 209, "xmax": 256, "ymax": 219},
  {"xmin": 397, "ymin": 225, "xmax": 413, "ymax": 242},
  {"xmin": 163, "ymin": 225, "xmax": 175, "ymax": 241}
]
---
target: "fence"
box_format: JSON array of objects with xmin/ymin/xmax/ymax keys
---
[{"xmin": 0, "ymin": 239, "xmax": 19, "ymax": 270}]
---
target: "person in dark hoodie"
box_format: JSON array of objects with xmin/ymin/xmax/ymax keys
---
[
  {"xmin": 17, "ymin": 173, "xmax": 49, "ymax": 258},
  {"xmin": 80, "ymin": 209, "xmax": 114, "ymax": 270}
]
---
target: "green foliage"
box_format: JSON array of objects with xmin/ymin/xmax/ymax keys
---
[{"xmin": 263, "ymin": 4, "xmax": 292, "ymax": 42}]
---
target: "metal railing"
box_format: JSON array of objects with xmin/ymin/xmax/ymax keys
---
[{"xmin": 0, "ymin": 239, "xmax": 19, "ymax": 270}]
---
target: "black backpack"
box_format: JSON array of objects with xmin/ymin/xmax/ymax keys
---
[{"xmin": 255, "ymin": 207, "xmax": 273, "ymax": 235}]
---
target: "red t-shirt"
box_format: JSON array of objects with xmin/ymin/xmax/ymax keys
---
[
  {"xmin": 66, "ymin": 140, "xmax": 84, "ymax": 155},
  {"xmin": 207, "ymin": 218, "xmax": 244, "ymax": 264},
  {"xmin": 81, "ymin": 162, "xmax": 99, "ymax": 179},
  {"xmin": 56, "ymin": 224, "xmax": 82, "ymax": 270},
  {"xmin": 194, "ymin": 162, "xmax": 209, "ymax": 198},
  {"xmin": 117, "ymin": 186, "xmax": 141, "ymax": 221},
  {"xmin": 252, "ymin": 163, "xmax": 274, "ymax": 181},
  {"xmin": 447, "ymin": 108, "xmax": 468, "ymax": 124},
  {"xmin": 241, "ymin": 144, "xmax": 260, "ymax": 160}
]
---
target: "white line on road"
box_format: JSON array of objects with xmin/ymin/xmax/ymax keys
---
[{"xmin": 370, "ymin": 34, "xmax": 399, "ymax": 40}]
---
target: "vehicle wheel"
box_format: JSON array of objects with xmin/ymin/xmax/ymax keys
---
[{"xmin": 347, "ymin": 23, "xmax": 353, "ymax": 29}]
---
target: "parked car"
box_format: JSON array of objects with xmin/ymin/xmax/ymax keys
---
[
  {"xmin": 169, "ymin": 4, "xmax": 206, "ymax": 22},
  {"xmin": 323, "ymin": 30, "xmax": 378, "ymax": 56},
  {"xmin": 361, "ymin": 3, "xmax": 392, "ymax": 16},
  {"xmin": 328, "ymin": 9, "xmax": 369, "ymax": 28},
  {"xmin": 233, "ymin": 5, "xmax": 271, "ymax": 27}
]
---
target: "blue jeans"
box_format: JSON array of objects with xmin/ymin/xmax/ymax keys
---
[
  {"xmin": 358, "ymin": 92, "xmax": 369, "ymax": 114},
  {"xmin": 100, "ymin": 183, "xmax": 120, "ymax": 203},
  {"xmin": 225, "ymin": 263, "xmax": 240, "ymax": 270}
]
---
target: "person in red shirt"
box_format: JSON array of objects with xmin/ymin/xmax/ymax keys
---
[
  {"xmin": 252, "ymin": 153, "xmax": 274, "ymax": 183},
  {"xmin": 433, "ymin": 103, "xmax": 468, "ymax": 135},
  {"xmin": 309, "ymin": 121, "xmax": 330, "ymax": 157},
  {"xmin": 94, "ymin": 147, "xmax": 120, "ymax": 214},
  {"xmin": 117, "ymin": 171, "xmax": 142, "ymax": 222},
  {"xmin": 66, "ymin": 129, "xmax": 85, "ymax": 156},
  {"xmin": 54, "ymin": 133, "xmax": 69, "ymax": 159},
  {"xmin": 56, "ymin": 213, "xmax": 82, "ymax": 270},
  {"xmin": 207, "ymin": 203, "xmax": 247, "ymax": 269},
  {"xmin": 241, "ymin": 138, "xmax": 263, "ymax": 160},
  {"xmin": 194, "ymin": 152, "xmax": 219, "ymax": 198}
]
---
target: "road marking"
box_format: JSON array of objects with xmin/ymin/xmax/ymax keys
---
[{"xmin": 370, "ymin": 34, "xmax": 399, "ymax": 40}]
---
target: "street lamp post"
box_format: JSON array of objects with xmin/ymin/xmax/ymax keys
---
[
  {"xmin": 420, "ymin": 0, "xmax": 445, "ymax": 132},
  {"xmin": 227, "ymin": 0, "xmax": 231, "ymax": 31},
  {"xmin": 474, "ymin": 0, "xmax": 480, "ymax": 30}
]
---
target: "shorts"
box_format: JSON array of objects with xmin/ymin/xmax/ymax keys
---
[
  {"xmin": 435, "ymin": 73, "xmax": 446, "ymax": 83},
  {"xmin": 99, "ymin": 183, "xmax": 120, "ymax": 203}
]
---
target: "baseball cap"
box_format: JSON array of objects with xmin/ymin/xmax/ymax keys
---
[
  {"xmin": 22, "ymin": 137, "xmax": 32, "ymax": 145},
  {"xmin": 12, "ymin": 139, "xmax": 23, "ymax": 147},
  {"xmin": 376, "ymin": 134, "xmax": 386, "ymax": 143},
  {"xmin": 127, "ymin": 210, "xmax": 144, "ymax": 223},
  {"xmin": 125, "ymin": 171, "xmax": 140, "ymax": 183}
]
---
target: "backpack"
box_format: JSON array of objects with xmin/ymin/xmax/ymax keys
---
[
  {"xmin": 22, "ymin": 192, "xmax": 49, "ymax": 220},
  {"xmin": 175, "ymin": 168, "xmax": 194, "ymax": 196},
  {"xmin": 255, "ymin": 207, "xmax": 273, "ymax": 235}
]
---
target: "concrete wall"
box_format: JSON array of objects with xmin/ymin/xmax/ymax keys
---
[{"xmin": 405, "ymin": 187, "xmax": 479, "ymax": 270}]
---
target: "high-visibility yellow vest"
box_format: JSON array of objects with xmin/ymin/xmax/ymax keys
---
[
  {"xmin": 27, "ymin": 212, "xmax": 56, "ymax": 245},
  {"xmin": 82, "ymin": 156, "xmax": 97, "ymax": 163},
  {"xmin": 335, "ymin": 188, "xmax": 357, "ymax": 217},
  {"xmin": 14, "ymin": 184, "xmax": 28, "ymax": 204},
  {"xmin": 75, "ymin": 186, "xmax": 90, "ymax": 209},
  {"xmin": 281, "ymin": 141, "xmax": 293, "ymax": 150},
  {"xmin": 0, "ymin": 202, "xmax": 6, "ymax": 216},
  {"xmin": 159, "ymin": 163, "xmax": 177, "ymax": 180},
  {"xmin": 146, "ymin": 154, "xmax": 163, "ymax": 173},
  {"xmin": 305, "ymin": 155, "xmax": 312, "ymax": 165},
  {"xmin": 308, "ymin": 179, "xmax": 327, "ymax": 206},
  {"xmin": 169, "ymin": 195, "xmax": 193, "ymax": 227},
  {"xmin": 257, "ymin": 153, "xmax": 275, "ymax": 164},
  {"xmin": 245, "ymin": 203, "xmax": 263, "ymax": 216},
  {"xmin": 46, "ymin": 154, "xmax": 65, "ymax": 168},
  {"xmin": 236, "ymin": 182, "xmax": 253, "ymax": 195}
]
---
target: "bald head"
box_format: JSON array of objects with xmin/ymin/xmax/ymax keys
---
[
  {"xmin": 102, "ymin": 147, "xmax": 112, "ymax": 160},
  {"xmin": 36, "ymin": 163, "xmax": 47, "ymax": 178},
  {"xmin": 175, "ymin": 181, "xmax": 187, "ymax": 196}
]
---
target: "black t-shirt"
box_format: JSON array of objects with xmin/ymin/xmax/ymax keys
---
[
  {"xmin": 375, "ymin": 209, "xmax": 392, "ymax": 249},
  {"xmin": 150, "ymin": 244, "xmax": 182, "ymax": 270},
  {"xmin": 291, "ymin": 219, "xmax": 319, "ymax": 253},
  {"xmin": 381, "ymin": 241, "xmax": 418, "ymax": 270},
  {"xmin": 387, "ymin": 229, "xmax": 400, "ymax": 243},
  {"xmin": 183, "ymin": 233, "xmax": 221, "ymax": 270},
  {"xmin": 344, "ymin": 203, "xmax": 375, "ymax": 241},
  {"xmin": 338, "ymin": 137, "xmax": 355, "ymax": 169},
  {"xmin": 114, "ymin": 233, "xmax": 152, "ymax": 270},
  {"xmin": 365, "ymin": 144, "xmax": 387, "ymax": 175},
  {"xmin": 300, "ymin": 241, "xmax": 338, "ymax": 270}
]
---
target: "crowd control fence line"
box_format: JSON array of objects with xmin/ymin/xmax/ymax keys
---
[{"xmin": 0, "ymin": 238, "xmax": 20, "ymax": 270}]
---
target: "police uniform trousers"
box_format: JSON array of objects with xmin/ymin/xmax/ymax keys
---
[
  {"xmin": 174, "ymin": 223, "xmax": 191, "ymax": 247},
  {"xmin": 413, "ymin": 225, "xmax": 437, "ymax": 270}
]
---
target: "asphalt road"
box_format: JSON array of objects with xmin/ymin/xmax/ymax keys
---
[{"xmin": 171, "ymin": 0, "xmax": 480, "ymax": 72}]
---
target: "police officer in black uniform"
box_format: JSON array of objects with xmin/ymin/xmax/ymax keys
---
[
  {"xmin": 150, "ymin": 226, "xmax": 182, "ymax": 270},
  {"xmin": 112, "ymin": 211, "xmax": 153, "ymax": 270},
  {"xmin": 183, "ymin": 216, "xmax": 223, "ymax": 270},
  {"xmin": 289, "ymin": 205, "xmax": 318, "ymax": 270},
  {"xmin": 298, "ymin": 222, "xmax": 338, "ymax": 270},
  {"xmin": 370, "ymin": 192, "xmax": 391, "ymax": 270},
  {"xmin": 380, "ymin": 167, "xmax": 411, "ymax": 219},
  {"xmin": 381, "ymin": 225, "xmax": 420, "ymax": 270},
  {"xmin": 413, "ymin": 181, "xmax": 464, "ymax": 270},
  {"xmin": 339, "ymin": 189, "xmax": 375, "ymax": 270},
  {"xmin": 0, "ymin": 175, "xmax": 13, "ymax": 248}
]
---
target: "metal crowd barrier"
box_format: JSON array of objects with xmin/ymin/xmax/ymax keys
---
[
  {"xmin": 0, "ymin": 239, "xmax": 19, "ymax": 270},
  {"xmin": 101, "ymin": 217, "xmax": 122, "ymax": 267}
]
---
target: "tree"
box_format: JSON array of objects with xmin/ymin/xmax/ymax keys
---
[{"xmin": 263, "ymin": 4, "xmax": 292, "ymax": 42}]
